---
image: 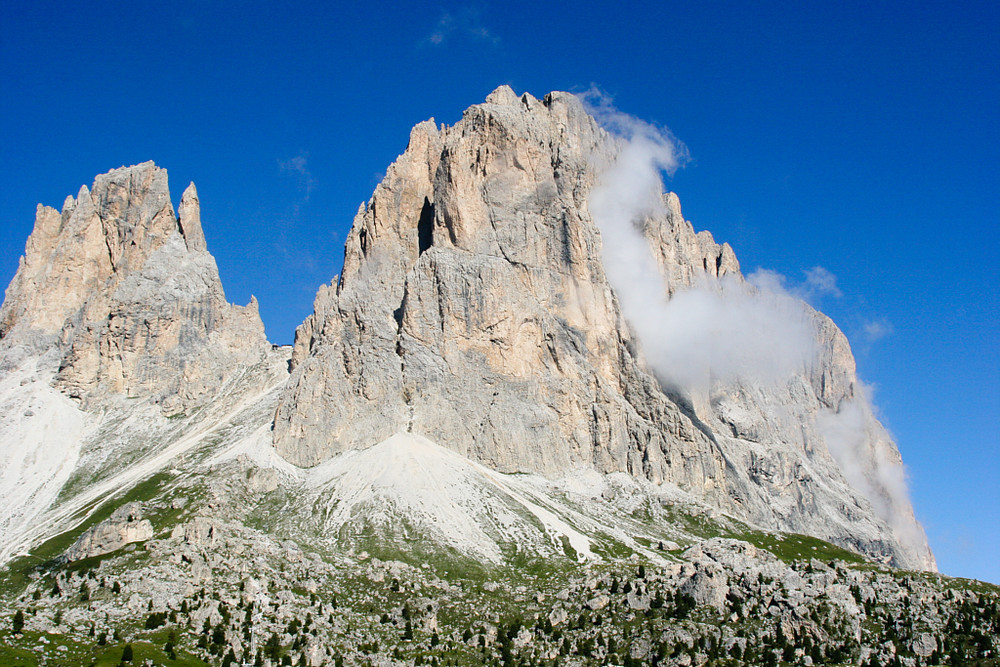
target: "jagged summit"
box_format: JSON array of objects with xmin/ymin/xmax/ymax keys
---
[
  {"xmin": 272, "ymin": 87, "xmax": 933, "ymax": 570},
  {"xmin": 0, "ymin": 161, "xmax": 269, "ymax": 415},
  {"xmin": 0, "ymin": 89, "xmax": 932, "ymax": 577},
  {"xmin": 0, "ymin": 87, "xmax": 988, "ymax": 667},
  {"xmin": 178, "ymin": 181, "xmax": 208, "ymax": 252}
]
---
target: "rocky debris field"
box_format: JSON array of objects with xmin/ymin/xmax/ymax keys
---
[{"xmin": 0, "ymin": 488, "xmax": 995, "ymax": 667}]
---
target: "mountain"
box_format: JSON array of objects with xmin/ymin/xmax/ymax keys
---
[
  {"xmin": 0, "ymin": 88, "xmax": 993, "ymax": 667},
  {"xmin": 273, "ymin": 86, "xmax": 931, "ymax": 571},
  {"xmin": 0, "ymin": 162, "xmax": 269, "ymax": 414}
]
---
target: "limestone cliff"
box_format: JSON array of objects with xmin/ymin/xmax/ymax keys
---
[
  {"xmin": 0, "ymin": 162, "xmax": 269, "ymax": 414},
  {"xmin": 274, "ymin": 88, "xmax": 725, "ymax": 495},
  {"xmin": 0, "ymin": 92, "xmax": 933, "ymax": 572},
  {"xmin": 273, "ymin": 86, "xmax": 934, "ymax": 570}
]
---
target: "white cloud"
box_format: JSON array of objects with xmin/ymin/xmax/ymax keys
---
[
  {"xmin": 746, "ymin": 265, "xmax": 841, "ymax": 303},
  {"xmin": 279, "ymin": 153, "xmax": 317, "ymax": 200},
  {"xmin": 641, "ymin": 276, "xmax": 817, "ymax": 394},
  {"xmin": 426, "ymin": 9, "xmax": 499, "ymax": 46},
  {"xmin": 580, "ymin": 86, "xmax": 688, "ymax": 169},
  {"xmin": 815, "ymin": 385, "xmax": 926, "ymax": 559},
  {"xmin": 585, "ymin": 90, "xmax": 815, "ymax": 395},
  {"xmin": 863, "ymin": 318, "xmax": 894, "ymax": 343},
  {"xmin": 803, "ymin": 265, "xmax": 842, "ymax": 299},
  {"xmin": 585, "ymin": 92, "xmax": 926, "ymax": 564}
]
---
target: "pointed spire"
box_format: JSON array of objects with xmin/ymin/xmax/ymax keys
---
[{"xmin": 178, "ymin": 182, "xmax": 207, "ymax": 252}]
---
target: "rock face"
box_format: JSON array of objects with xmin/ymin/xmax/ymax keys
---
[
  {"xmin": 273, "ymin": 86, "xmax": 933, "ymax": 570},
  {"xmin": 0, "ymin": 91, "xmax": 933, "ymax": 572},
  {"xmin": 0, "ymin": 162, "xmax": 269, "ymax": 414},
  {"xmin": 274, "ymin": 88, "xmax": 725, "ymax": 489},
  {"xmin": 64, "ymin": 502, "xmax": 152, "ymax": 562}
]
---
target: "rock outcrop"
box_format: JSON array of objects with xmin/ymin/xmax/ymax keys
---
[
  {"xmin": 273, "ymin": 86, "xmax": 933, "ymax": 570},
  {"xmin": 64, "ymin": 502, "xmax": 153, "ymax": 562},
  {"xmin": 634, "ymin": 196, "xmax": 934, "ymax": 570},
  {"xmin": 0, "ymin": 162, "xmax": 269, "ymax": 414}
]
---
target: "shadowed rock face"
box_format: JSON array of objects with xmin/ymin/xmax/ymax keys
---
[
  {"xmin": 273, "ymin": 86, "xmax": 934, "ymax": 570},
  {"xmin": 0, "ymin": 162, "xmax": 269, "ymax": 415}
]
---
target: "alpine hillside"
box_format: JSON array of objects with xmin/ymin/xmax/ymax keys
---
[{"xmin": 0, "ymin": 87, "xmax": 993, "ymax": 667}]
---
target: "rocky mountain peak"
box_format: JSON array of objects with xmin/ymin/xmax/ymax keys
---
[
  {"xmin": 0, "ymin": 90, "xmax": 934, "ymax": 576},
  {"xmin": 484, "ymin": 84, "xmax": 519, "ymax": 105},
  {"xmin": 1, "ymin": 88, "xmax": 972, "ymax": 667},
  {"xmin": 272, "ymin": 87, "xmax": 933, "ymax": 571},
  {"xmin": 0, "ymin": 162, "xmax": 269, "ymax": 414}
]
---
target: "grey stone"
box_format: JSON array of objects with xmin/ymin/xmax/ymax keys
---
[{"xmin": 65, "ymin": 502, "xmax": 153, "ymax": 561}]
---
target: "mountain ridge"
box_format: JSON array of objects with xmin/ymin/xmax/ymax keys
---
[
  {"xmin": 0, "ymin": 161, "xmax": 270, "ymax": 416},
  {"xmin": 270, "ymin": 85, "xmax": 932, "ymax": 570},
  {"xmin": 4, "ymin": 86, "xmax": 996, "ymax": 667},
  {"xmin": 0, "ymin": 88, "xmax": 933, "ymax": 571}
]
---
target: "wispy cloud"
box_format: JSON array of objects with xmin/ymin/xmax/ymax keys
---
[
  {"xmin": 815, "ymin": 382, "xmax": 927, "ymax": 560},
  {"xmin": 585, "ymin": 91, "xmax": 926, "ymax": 563},
  {"xmin": 279, "ymin": 153, "xmax": 316, "ymax": 200},
  {"xmin": 747, "ymin": 265, "xmax": 841, "ymax": 304},
  {"xmin": 580, "ymin": 86, "xmax": 689, "ymax": 170},
  {"xmin": 803, "ymin": 265, "xmax": 842, "ymax": 299},
  {"xmin": 585, "ymin": 88, "xmax": 812, "ymax": 394},
  {"xmin": 426, "ymin": 8, "xmax": 499, "ymax": 46},
  {"xmin": 863, "ymin": 318, "xmax": 894, "ymax": 343}
]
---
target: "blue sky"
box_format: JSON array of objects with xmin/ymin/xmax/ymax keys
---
[{"xmin": 1, "ymin": 1, "xmax": 997, "ymax": 582}]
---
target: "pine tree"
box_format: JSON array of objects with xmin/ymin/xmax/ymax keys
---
[
  {"xmin": 266, "ymin": 632, "xmax": 282, "ymax": 661},
  {"xmin": 12, "ymin": 609, "xmax": 24, "ymax": 634},
  {"xmin": 121, "ymin": 643, "xmax": 134, "ymax": 663},
  {"xmin": 212, "ymin": 623, "xmax": 226, "ymax": 646}
]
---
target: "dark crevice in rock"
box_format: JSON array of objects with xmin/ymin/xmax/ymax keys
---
[{"xmin": 417, "ymin": 197, "xmax": 435, "ymax": 255}]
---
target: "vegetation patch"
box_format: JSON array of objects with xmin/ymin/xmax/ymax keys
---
[{"xmin": 734, "ymin": 530, "xmax": 869, "ymax": 565}]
